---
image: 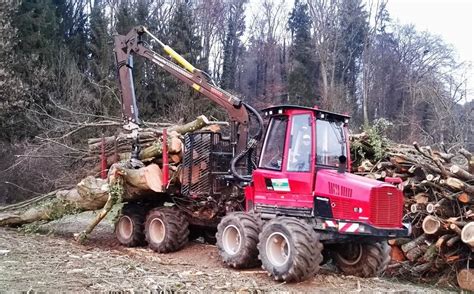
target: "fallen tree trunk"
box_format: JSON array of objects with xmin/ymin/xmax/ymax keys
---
[
  {"xmin": 0, "ymin": 177, "xmax": 109, "ymax": 226},
  {"xmin": 0, "ymin": 116, "xmax": 216, "ymax": 230},
  {"xmin": 0, "ymin": 164, "xmax": 163, "ymax": 226}
]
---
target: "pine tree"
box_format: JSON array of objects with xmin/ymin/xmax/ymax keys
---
[
  {"xmin": 116, "ymin": 0, "xmax": 135, "ymax": 35},
  {"xmin": 155, "ymin": 1, "xmax": 204, "ymax": 121},
  {"xmin": 338, "ymin": 0, "xmax": 368, "ymax": 104},
  {"xmin": 88, "ymin": 0, "xmax": 116, "ymax": 116},
  {"xmin": 287, "ymin": 0, "xmax": 318, "ymax": 106},
  {"xmin": 13, "ymin": 0, "xmax": 61, "ymax": 68},
  {"xmin": 7, "ymin": 0, "xmax": 62, "ymax": 139},
  {"xmin": 54, "ymin": 0, "xmax": 89, "ymax": 70},
  {"xmin": 221, "ymin": 0, "xmax": 246, "ymax": 91},
  {"xmin": 0, "ymin": 1, "xmax": 28, "ymax": 140},
  {"xmin": 89, "ymin": 0, "xmax": 111, "ymax": 83}
]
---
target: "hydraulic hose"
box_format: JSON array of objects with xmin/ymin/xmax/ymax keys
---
[{"xmin": 230, "ymin": 102, "xmax": 264, "ymax": 182}]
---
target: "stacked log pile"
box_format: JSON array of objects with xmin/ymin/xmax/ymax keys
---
[
  {"xmin": 351, "ymin": 132, "xmax": 474, "ymax": 290},
  {"xmin": 84, "ymin": 115, "xmax": 222, "ymax": 174},
  {"xmin": 0, "ymin": 116, "xmax": 221, "ymax": 240}
]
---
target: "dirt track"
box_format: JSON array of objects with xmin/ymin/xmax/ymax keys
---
[{"xmin": 0, "ymin": 213, "xmax": 450, "ymax": 292}]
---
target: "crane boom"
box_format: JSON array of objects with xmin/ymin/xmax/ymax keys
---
[{"xmin": 113, "ymin": 26, "xmax": 251, "ymax": 152}]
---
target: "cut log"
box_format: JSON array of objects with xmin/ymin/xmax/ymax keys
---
[
  {"xmin": 411, "ymin": 262, "xmax": 433, "ymax": 276},
  {"xmin": 435, "ymin": 234, "xmax": 453, "ymax": 249},
  {"xmin": 414, "ymin": 193, "xmax": 429, "ymax": 204},
  {"xmin": 449, "ymin": 223, "xmax": 462, "ymax": 235},
  {"xmin": 449, "ymin": 165, "xmax": 474, "ymax": 182},
  {"xmin": 168, "ymin": 115, "xmax": 220, "ymax": 134},
  {"xmin": 426, "ymin": 174, "xmax": 435, "ymax": 181},
  {"xmin": 358, "ymin": 159, "xmax": 374, "ymax": 172},
  {"xmin": 433, "ymin": 151, "xmax": 455, "ymax": 163},
  {"xmin": 444, "ymin": 177, "xmax": 474, "ymax": 194},
  {"xmin": 421, "ymin": 243, "xmax": 438, "ymax": 262},
  {"xmin": 426, "ymin": 199, "xmax": 457, "ymax": 218},
  {"xmin": 388, "ymin": 238, "xmax": 412, "ymax": 246},
  {"xmin": 410, "ymin": 203, "xmax": 426, "ymax": 214},
  {"xmin": 389, "ymin": 245, "xmax": 406, "ymax": 262},
  {"xmin": 461, "ymin": 222, "xmax": 474, "ymax": 249},
  {"xmin": 413, "ymin": 142, "xmax": 450, "ymax": 177},
  {"xmin": 405, "ymin": 244, "xmax": 428, "ymax": 262},
  {"xmin": 108, "ymin": 163, "xmax": 164, "ymax": 198},
  {"xmin": 458, "ymin": 192, "xmax": 474, "ymax": 204},
  {"xmin": 446, "ymin": 235, "xmax": 460, "ymax": 247},
  {"xmin": 457, "ymin": 269, "xmax": 474, "ymax": 291},
  {"xmin": 138, "ymin": 133, "xmax": 183, "ymax": 160},
  {"xmin": 422, "ymin": 215, "xmax": 446, "ymax": 235},
  {"xmin": 377, "ymin": 161, "xmax": 393, "ymax": 169},
  {"xmin": 401, "ymin": 234, "xmax": 427, "ymax": 253},
  {"xmin": 458, "ymin": 148, "xmax": 474, "ymax": 174}
]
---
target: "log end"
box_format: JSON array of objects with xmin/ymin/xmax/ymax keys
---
[
  {"xmin": 461, "ymin": 222, "xmax": 474, "ymax": 249},
  {"xmin": 422, "ymin": 215, "xmax": 441, "ymax": 235},
  {"xmin": 457, "ymin": 269, "xmax": 474, "ymax": 291}
]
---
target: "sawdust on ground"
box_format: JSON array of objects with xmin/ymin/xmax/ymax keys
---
[{"xmin": 0, "ymin": 212, "xmax": 454, "ymax": 292}]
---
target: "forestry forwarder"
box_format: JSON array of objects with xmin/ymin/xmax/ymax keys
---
[{"xmin": 113, "ymin": 26, "xmax": 410, "ymax": 282}]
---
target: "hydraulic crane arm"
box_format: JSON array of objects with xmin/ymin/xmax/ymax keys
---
[{"xmin": 114, "ymin": 26, "xmax": 253, "ymax": 152}]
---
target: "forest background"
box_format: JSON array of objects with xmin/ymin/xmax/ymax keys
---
[{"xmin": 0, "ymin": 0, "xmax": 472, "ymax": 202}]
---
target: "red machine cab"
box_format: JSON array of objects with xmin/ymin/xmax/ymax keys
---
[{"xmin": 246, "ymin": 105, "xmax": 408, "ymax": 237}]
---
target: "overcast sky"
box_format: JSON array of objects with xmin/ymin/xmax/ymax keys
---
[
  {"xmin": 245, "ymin": 0, "xmax": 473, "ymax": 101},
  {"xmin": 386, "ymin": 0, "xmax": 473, "ymax": 102},
  {"xmin": 387, "ymin": 0, "xmax": 473, "ymax": 64}
]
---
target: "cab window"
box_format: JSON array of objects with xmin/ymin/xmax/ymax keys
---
[
  {"xmin": 287, "ymin": 114, "xmax": 312, "ymax": 172},
  {"xmin": 316, "ymin": 119, "xmax": 346, "ymax": 166},
  {"xmin": 259, "ymin": 116, "xmax": 288, "ymax": 170}
]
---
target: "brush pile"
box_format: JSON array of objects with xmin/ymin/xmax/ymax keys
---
[{"xmin": 351, "ymin": 131, "xmax": 474, "ymax": 290}]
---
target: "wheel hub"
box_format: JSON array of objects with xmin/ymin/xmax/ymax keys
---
[
  {"xmin": 117, "ymin": 215, "xmax": 133, "ymax": 239},
  {"xmin": 222, "ymin": 225, "xmax": 241, "ymax": 255},
  {"xmin": 337, "ymin": 243, "xmax": 363, "ymax": 265},
  {"xmin": 266, "ymin": 232, "xmax": 290, "ymax": 267},
  {"xmin": 149, "ymin": 218, "xmax": 166, "ymax": 243}
]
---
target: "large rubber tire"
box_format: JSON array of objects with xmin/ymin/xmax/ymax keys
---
[
  {"xmin": 332, "ymin": 241, "xmax": 391, "ymax": 277},
  {"xmin": 144, "ymin": 207, "xmax": 189, "ymax": 253},
  {"xmin": 258, "ymin": 217, "xmax": 323, "ymax": 282},
  {"xmin": 216, "ymin": 212, "xmax": 260, "ymax": 268},
  {"xmin": 114, "ymin": 204, "xmax": 146, "ymax": 247}
]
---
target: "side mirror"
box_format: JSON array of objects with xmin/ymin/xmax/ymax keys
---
[{"xmin": 337, "ymin": 155, "xmax": 347, "ymax": 173}]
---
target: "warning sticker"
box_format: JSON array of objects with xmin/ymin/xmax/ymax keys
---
[{"xmin": 271, "ymin": 178, "xmax": 290, "ymax": 192}]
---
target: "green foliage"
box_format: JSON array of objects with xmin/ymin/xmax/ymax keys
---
[
  {"xmin": 337, "ymin": 0, "xmax": 368, "ymax": 102},
  {"xmin": 221, "ymin": 0, "xmax": 247, "ymax": 91},
  {"xmin": 116, "ymin": 1, "xmax": 135, "ymax": 35},
  {"xmin": 351, "ymin": 118, "xmax": 393, "ymax": 166},
  {"xmin": 287, "ymin": 0, "xmax": 318, "ymax": 106},
  {"xmin": 43, "ymin": 198, "xmax": 83, "ymax": 220},
  {"xmin": 19, "ymin": 222, "xmax": 43, "ymax": 234},
  {"xmin": 109, "ymin": 181, "xmax": 124, "ymax": 205},
  {"xmin": 13, "ymin": 0, "xmax": 60, "ymax": 67},
  {"xmin": 152, "ymin": 1, "xmax": 211, "ymax": 122},
  {"xmin": 0, "ymin": 1, "xmax": 30, "ymax": 141},
  {"xmin": 89, "ymin": 0, "xmax": 111, "ymax": 82},
  {"xmin": 54, "ymin": 0, "xmax": 88, "ymax": 70}
]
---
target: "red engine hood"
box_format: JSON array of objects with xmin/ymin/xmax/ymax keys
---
[
  {"xmin": 315, "ymin": 169, "xmax": 404, "ymax": 228},
  {"xmin": 315, "ymin": 169, "xmax": 393, "ymax": 200}
]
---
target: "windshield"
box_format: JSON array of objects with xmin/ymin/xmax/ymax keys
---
[
  {"xmin": 259, "ymin": 116, "xmax": 288, "ymax": 170},
  {"xmin": 316, "ymin": 119, "xmax": 346, "ymax": 166}
]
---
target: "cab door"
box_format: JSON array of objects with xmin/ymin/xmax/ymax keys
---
[{"xmin": 252, "ymin": 111, "xmax": 315, "ymax": 209}]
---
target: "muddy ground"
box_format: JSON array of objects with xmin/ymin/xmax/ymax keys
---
[{"xmin": 0, "ymin": 212, "xmax": 452, "ymax": 292}]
